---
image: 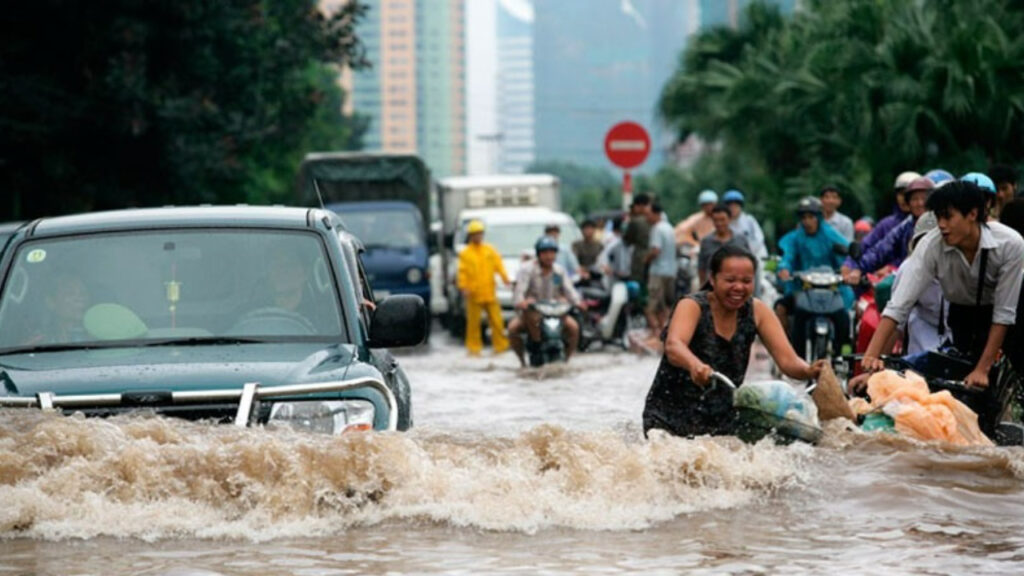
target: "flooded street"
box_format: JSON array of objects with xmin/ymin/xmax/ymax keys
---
[{"xmin": 2, "ymin": 334, "xmax": 1024, "ymax": 575}]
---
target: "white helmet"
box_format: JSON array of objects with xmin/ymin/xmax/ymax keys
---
[{"xmin": 894, "ymin": 171, "xmax": 921, "ymax": 191}]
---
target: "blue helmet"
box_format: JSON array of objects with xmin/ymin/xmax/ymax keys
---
[
  {"xmin": 697, "ymin": 189, "xmax": 718, "ymax": 205},
  {"xmin": 535, "ymin": 236, "xmax": 559, "ymax": 255},
  {"xmin": 924, "ymin": 169, "xmax": 955, "ymax": 186},
  {"xmin": 722, "ymin": 189, "xmax": 745, "ymax": 204},
  {"xmin": 960, "ymin": 172, "xmax": 996, "ymax": 195}
]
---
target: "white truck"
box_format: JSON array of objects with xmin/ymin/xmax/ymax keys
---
[{"xmin": 433, "ymin": 174, "xmax": 582, "ymax": 338}]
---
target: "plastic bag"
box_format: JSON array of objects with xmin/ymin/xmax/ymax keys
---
[{"xmin": 862, "ymin": 370, "xmax": 992, "ymax": 446}]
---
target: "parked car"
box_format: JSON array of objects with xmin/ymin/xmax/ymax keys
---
[
  {"xmin": 0, "ymin": 206, "xmax": 426, "ymax": 432},
  {"xmin": 0, "ymin": 221, "xmax": 24, "ymax": 257}
]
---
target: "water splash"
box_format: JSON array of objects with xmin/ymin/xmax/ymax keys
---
[{"xmin": 0, "ymin": 411, "xmax": 811, "ymax": 541}]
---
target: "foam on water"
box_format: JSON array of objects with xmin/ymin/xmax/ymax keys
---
[{"xmin": 0, "ymin": 410, "xmax": 812, "ymax": 541}]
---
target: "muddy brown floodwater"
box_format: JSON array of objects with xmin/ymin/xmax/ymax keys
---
[{"xmin": 1, "ymin": 336, "xmax": 1023, "ymax": 575}]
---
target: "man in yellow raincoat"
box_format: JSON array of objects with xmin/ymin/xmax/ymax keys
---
[{"xmin": 457, "ymin": 220, "xmax": 511, "ymax": 355}]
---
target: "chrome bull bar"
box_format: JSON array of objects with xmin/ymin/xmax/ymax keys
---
[{"xmin": 0, "ymin": 377, "xmax": 398, "ymax": 431}]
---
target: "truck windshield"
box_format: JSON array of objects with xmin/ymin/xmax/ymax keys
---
[
  {"xmin": 0, "ymin": 230, "xmax": 346, "ymax": 351},
  {"xmin": 482, "ymin": 223, "xmax": 581, "ymax": 258},
  {"xmin": 340, "ymin": 209, "xmax": 423, "ymax": 249}
]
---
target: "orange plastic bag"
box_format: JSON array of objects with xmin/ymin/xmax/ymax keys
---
[{"xmin": 862, "ymin": 370, "xmax": 992, "ymax": 446}]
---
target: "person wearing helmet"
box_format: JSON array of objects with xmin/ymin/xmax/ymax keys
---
[
  {"xmin": 674, "ymin": 189, "xmax": 718, "ymax": 247},
  {"xmin": 960, "ymin": 172, "xmax": 999, "ymax": 220},
  {"xmin": 862, "ymin": 180, "xmax": 1024, "ymax": 392},
  {"xmin": 456, "ymin": 220, "xmax": 511, "ymax": 356},
  {"xmin": 819, "ymin": 184, "xmax": 855, "ymax": 241},
  {"xmin": 924, "ymin": 169, "xmax": 955, "ymax": 187},
  {"xmin": 843, "ymin": 171, "xmax": 918, "ymax": 276},
  {"xmin": 842, "ymin": 176, "xmax": 934, "ymax": 285},
  {"xmin": 507, "ymin": 236, "xmax": 583, "ymax": 367},
  {"xmin": 854, "ymin": 218, "xmax": 873, "ymax": 242},
  {"xmin": 775, "ymin": 196, "xmax": 854, "ymax": 351},
  {"xmin": 722, "ymin": 189, "xmax": 768, "ymax": 262}
]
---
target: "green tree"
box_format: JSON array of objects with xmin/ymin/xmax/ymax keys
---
[
  {"xmin": 659, "ymin": 0, "xmax": 1024, "ymax": 245},
  {"xmin": 0, "ymin": 0, "xmax": 368, "ymax": 220}
]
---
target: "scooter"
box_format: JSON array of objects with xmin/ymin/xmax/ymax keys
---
[
  {"xmin": 675, "ymin": 244, "xmax": 696, "ymax": 299},
  {"xmin": 576, "ymin": 270, "xmax": 642, "ymax": 351},
  {"xmin": 526, "ymin": 300, "xmax": 574, "ymax": 367},
  {"xmin": 791, "ymin": 267, "xmax": 847, "ymax": 362}
]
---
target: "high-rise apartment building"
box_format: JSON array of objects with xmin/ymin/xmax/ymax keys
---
[
  {"xmin": 342, "ymin": 0, "xmax": 465, "ymax": 177},
  {"xmin": 495, "ymin": 0, "xmax": 535, "ymax": 174},
  {"xmin": 531, "ymin": 0, "xmax": 793, "ymax": 172}
]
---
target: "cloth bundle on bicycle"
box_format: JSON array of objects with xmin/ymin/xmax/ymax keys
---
[{"xmin": 857, "ymin": 370, "xmax": 992, "ymax": 446}]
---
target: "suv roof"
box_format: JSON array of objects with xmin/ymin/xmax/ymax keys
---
[{"xmin": 28, "ymin": 206, "xmax": 335, "ymax": 237}]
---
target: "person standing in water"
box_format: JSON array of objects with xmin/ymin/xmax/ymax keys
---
[{"xmin": 643, "ymin": 244, "xmax": 825, "ymax": 438}]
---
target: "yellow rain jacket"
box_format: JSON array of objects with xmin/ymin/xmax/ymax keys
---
[{"xmin": 457, "ymin": 242, "xmax": 509, "ymax": 304}]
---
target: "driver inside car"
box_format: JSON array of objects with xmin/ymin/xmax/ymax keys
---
[
  {"xmin": 235, "ymin": 245, "xmax": 325, "ymax": 335},
  {"xmin": 507, "ymin": 237, "xmax": 584, "ymax": 367}
]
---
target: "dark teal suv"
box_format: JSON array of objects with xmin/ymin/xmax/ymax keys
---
[{"xmin": 0, "ymin": 206, "xmax": 425, "ymax": 432}]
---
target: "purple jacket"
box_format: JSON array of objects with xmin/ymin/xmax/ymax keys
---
[
  {"xmin": 851, "ymin": 215, "xmax": 914, "ymax": 272},
  {"xmin": 844, "ymin": 206, "xmax": 906, "ymax": 269}
]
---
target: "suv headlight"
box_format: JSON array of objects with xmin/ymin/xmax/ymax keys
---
[
  {"xmin": 268, "ymin": 400, "xmax": 375, "ymax": 434},
  {"xmin": 406, "ymin": 267, "xmax": 423, "ymax": 284}
]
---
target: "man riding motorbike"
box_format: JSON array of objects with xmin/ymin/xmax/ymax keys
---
[
  {"xmin": 508, "ymin": 237, "xmax": 584, "ymax": 367},
  {"xmin": 775, "ymin": 196, "xmax": 854, "ymax": 355}
]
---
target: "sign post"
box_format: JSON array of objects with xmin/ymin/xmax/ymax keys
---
[{"xmin": 604, "ymin": 121, "xmax": 651, "ymax": 210}]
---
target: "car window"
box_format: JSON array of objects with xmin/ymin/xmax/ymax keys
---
[
  {"xmin": 338, "ymin": 209, "xmax": 423, "ymax": 249},
  {"xmin": 0, "ymin": 229, "xmax": 349, "ymax": 350}
]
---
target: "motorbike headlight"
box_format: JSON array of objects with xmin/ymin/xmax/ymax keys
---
[
  {"xmin": 268, "ymin": 400, "xmax": 375, "ymax": 434},
  {"xmin": 406, "ymin": 268, "xmax": 423, "ymax": 284}
]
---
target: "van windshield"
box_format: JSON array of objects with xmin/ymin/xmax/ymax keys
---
[
  {"xmin": 0, "ymin": 230, "xmax": 347, "ymax": 352},
  {"xmin": 339, "ymin": 209, "xmax": 423, "ymax": 249},
  {"xmin": 480, "ymin": 223, "xmax": 581, "ymax": 258}
]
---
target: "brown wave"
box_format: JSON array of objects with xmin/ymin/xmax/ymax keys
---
[{"xmin": 0, "ymin": 412, "xmax": 808, "ymax": 540}]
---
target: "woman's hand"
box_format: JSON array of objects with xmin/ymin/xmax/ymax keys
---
[
  {"xmin": 689, "ymin": 363, "xmax": 713, "ymax": 388},
  {"xmin": 805, "ymin": 359, "xmax": 827, "ymax": 380}
]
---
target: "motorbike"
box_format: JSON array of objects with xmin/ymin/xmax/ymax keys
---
[
  {"xmin": 576, "ymin": 270, "xmax": 642, "ymax": 351},
  {"xmin": 526, "ymin": 300, "xmax": 574, "ymax": 367},
  {"xmin": 791, "ymin": 267, "xmax": 848, "ymax": 362}
]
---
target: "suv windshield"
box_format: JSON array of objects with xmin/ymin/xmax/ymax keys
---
[
  {"xmin": 0, "ymin": 229, "xmax": 346, "ymax": 351},
  {"xmin": 339, "ymin": 209, "xmax": 423, "ymax": 249}
]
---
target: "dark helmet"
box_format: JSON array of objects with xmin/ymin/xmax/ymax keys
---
[
  {"xmin": 535, "ymin": 236, "xmax": 559, "ymax": 255},
  {"xmin": 796, "ymin": 196, "xmax": 823, "ymax": 216}
]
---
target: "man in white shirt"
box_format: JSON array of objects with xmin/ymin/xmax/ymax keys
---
[
  {"xmin": 643, "ymin": 203, "xmax": 678, "ymax": 337},
  {"xmin": 819, "ymin": 184, "xmax": 855, "ymax": 242},
  {"xmin": 863, "ymin": 180, "xmax": 1024, "ymax": 390}
]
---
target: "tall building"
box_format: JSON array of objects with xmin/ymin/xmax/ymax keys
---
[
  {"xmin": 495, "ymin": 0, "xmax": 535, "ymax": 174},
  {"xmin": 532, "ymin": 0, "xmax": 793, "ymax": 173},
  {"xmin": 532, "ymin": 0, "xmax": 694, "ymax": 172},
  {"xmin": 343, "ymin": 0, "xmax": 465, "ymax": 177}
]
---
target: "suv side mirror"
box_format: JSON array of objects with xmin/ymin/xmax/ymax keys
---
[{"xmin": 368, "ymin": 294, "xmax": 428, "ymax": 348}]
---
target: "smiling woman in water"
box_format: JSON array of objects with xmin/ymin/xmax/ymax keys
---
[{"xmin": 642, "ymin": 244, "xmax": 825, "ymax": 438}]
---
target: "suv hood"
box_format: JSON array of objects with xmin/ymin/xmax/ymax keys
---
[{"xmin": 0, "ymin": 343, "xmax": 369, "ymax": 398}]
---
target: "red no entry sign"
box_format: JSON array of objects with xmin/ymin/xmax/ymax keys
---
[{"xmin": 604, "ymin": 121, "xmax": 651, "ymax": 169}]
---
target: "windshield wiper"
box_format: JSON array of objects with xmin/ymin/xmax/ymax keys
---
[
  {"xmin": 0, "ymin": 342, "xmax": 121, "ymax": 356},
  {"xmin": 140, "ymin": 336, "xmax": 273, "ymax": 347}
]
